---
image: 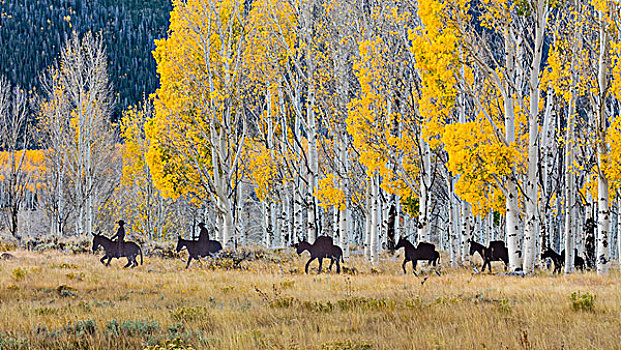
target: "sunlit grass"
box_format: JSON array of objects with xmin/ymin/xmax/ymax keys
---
[{"xmin": 0, "ymin": 249, "xmax": 619, "ymax": 349}]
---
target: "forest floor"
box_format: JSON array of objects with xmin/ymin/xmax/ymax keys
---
[{"xmin": 0, "ymin": 249, "xmax": 619, "ymax": 349}]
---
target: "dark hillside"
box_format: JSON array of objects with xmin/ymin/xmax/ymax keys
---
[{"xmin": 0, "ymin": 0, "xmax": 171, "ymax": 120}]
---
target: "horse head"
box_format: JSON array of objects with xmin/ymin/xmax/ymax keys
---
[
  {"xmin": 175, "ymin": 235, "xmax": 184, "ymax": 253},
  {"xmin": 295, "ymin": 241, "xmax": 309, "ymax": 255},
  {"xmin": 92, "ymin": 233, "xmax": 102, "ymax": 253},
  {"xmin": 468, "ymin": 241, "xmax": 479, "ymax": 256},
  {"xmin": 541, "ymin": 248, "xmax": 554, "ymax": 260},
  {"xmin": 395, "ymin": 236, "xmax": 407, "ymax": 250}
]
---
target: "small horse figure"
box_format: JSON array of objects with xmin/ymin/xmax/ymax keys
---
[
  {"xmin": 176, "ymin": 236, "xmax": 223, "ymax": 269},
  {"xmin": 561, "ymin": 249, "xmax": 586, "ymax": 271},
  {"xmin": 394, "ymin": 237, "xmax": 440, "ymax": 276},
  {"xmin": 541, "ymin": 248, "xmax": 585, "ymax": 273},
  {"xmin": 295, "ymin": 236, "xmax": 344, "ymax": 274},
  {"xmin": 469, "ymin": 240, "xmax": 509, "ymax": 273},
  {"xmin": 541, "ymin": 248, "xmax": 563, "ymax": 274},
  {"xmin": 92, "ymin": 234, "xmax": 143, "ymax": 268}
]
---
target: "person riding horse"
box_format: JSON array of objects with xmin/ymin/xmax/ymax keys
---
[
  {"xmin": 111, "ymin": 220, "xmax": 125, "ymax": 257},
  {"xmin": 197, "ymin": 223, "xmax": 209, "ymax": 244}
]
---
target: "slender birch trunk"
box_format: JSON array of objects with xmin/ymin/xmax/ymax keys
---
[
  {"xmin": 564, "ymin": 75, "xmax": 578, "ymax": 274},
  {"xmin": 370, "ymin": 174, "xmax": 380, "ymax": 265},
  {"xmin": 503, "ymin": 25, "xmax": 522, "ymax": 271},
  {"xmin": 522, "ymin": 0, "xmax": 548, "ymax": 274},
  {"xmin": 461, "ymin": 202, "xmax": 472, "ymax": 263},
  {"xmin": 618, "ymin": 196, "xmax": 621, "ymax": 264},
  {"xmin": 596, "ymin": 7, "xmax": 611, "ymax": 275},
  {"xmin": 418, "ymin": 138, "xmax": 431, "ymax": 243},
  {"xmin": 447, "ymin": 174, "xmax": 459, "ymax": 267},
  {"xmin": 364, "ymin": 178, "xmax": 372, "ymax": 261}
]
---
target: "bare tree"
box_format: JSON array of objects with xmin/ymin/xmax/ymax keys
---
[
  {"xmin": 38, "ymin": 31, "xmax": 116, "ymax": 237},
  {"xmin": 0, "ymin": 76, "xmax": 33, "ymax": 240}
]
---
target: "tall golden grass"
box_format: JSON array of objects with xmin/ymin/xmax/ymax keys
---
[{"xmin": 0, "ymin": 250, "xmax": 619, "ymax": 349}]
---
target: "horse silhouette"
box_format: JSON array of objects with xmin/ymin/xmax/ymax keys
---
[
  {"xmin": 469, "ymin": 240, "xmax": 509, "ymax": 273},
  {"xmin": 541, "ymin": 248, "xmax": 585, "ymax": 273},
  {"xmin": 176, "ymin": 236, "xmax": 223, "ymax": 269},
  {"xmin": 394, "ymin": 237, "xmax": 440, "ymax": 275},
  {"xmin": 92, "ymin": 234, "xmax": 143, "ymax": 268},
  {"xmin": 541, "ymin": 248, "xmax": 563, "ymax": 274},
  {"xmin": 561, "ymin": 249, "xmax": 585, "ymax": 271},
  {"xmin": 295, "ymin": 236, "xmax": 344, "ymax": 274}
]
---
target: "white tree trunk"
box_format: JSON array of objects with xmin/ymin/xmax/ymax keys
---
[
  {"xmin": 522, "ymin": 0, "xmax": 548, "ymax": 274},
  {"xmin": 293, "ymin": 182, "xmax": 304, "ymax": 242},
  {"xmin": 596, "ymin": 7, "xmax": 611, "ymax": 275},
  {"xmin": 281, "ymin": 192, "xmax": 291, "ymax": 247},
  {"xmin": 564, "ymin": 167, "xmax": 575, "ymax": 273},
  {"xmin": 418, "ymin": 138, "xmax": 431, "ymax": 243},
  {"xmin": 618, "ymin": 196, "xmax": 621, "ymax": 264},
  {"xmin": 461, "ymin": 202, "xmax": 472, "ymax": 263},
  {"xmin": 222, "ymin": 208, "xmax": 234, "ymax": 250},
  {"xmin": 447, "ymin": 175, "xmax": 459, "ymax": 267},
  {"xmin": 500, "ymin": 25, "xmax": 523, "ymax": 272},
  {"xmin": 370, "ymin": 174, "xmax": 380, "ymax": 265},
  {"xmin": 262, "ymin": 202, "xmax": 271, "ymax": 248},
  {"xmin": 235, "ymin": 181, "xmax": 244, "ymax": 248},
  {"xmin": 364, "ymin": 179, "xmax": 372, "ymax": 260}
]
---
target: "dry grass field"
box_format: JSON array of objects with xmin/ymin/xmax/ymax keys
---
[{"xmin": 0, "ymin": 248, "xmax": 619, "ymax": 349}]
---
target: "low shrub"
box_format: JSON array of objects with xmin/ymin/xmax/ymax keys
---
[
  {"xmin": 169, "ymin": 306, "xmax": 210, "ymax": 323},
  {"xmin": 144, "ymin": 337, "xmax": 195, "ymax": 350},
  {"xmin": 570, "ymin": 291, "xmax": 596, "ymax": 312},
  {"xmin": 337, "ymin": 297, "xmax": 395, "ymax": 312},
  {"xmin": 0, "ymin": 240, "xmax": 17, "ymax": 252},
  {"xmin": 120, "ymin": 320, "xmax": 161, "ymax": 337},
  {"xmin": 64, "ymin": 319, "xmax": 96, "ymax": 336},
  {"xmin": 11, "ymin": 267, "xmax": 27, "ymax": 281}
]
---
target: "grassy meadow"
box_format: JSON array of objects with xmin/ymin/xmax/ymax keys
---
[{"xmin": 0, "ymin": 248, "xmax": 619, "ymax": 349}]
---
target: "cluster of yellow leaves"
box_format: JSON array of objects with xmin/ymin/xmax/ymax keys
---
[
  {"xmin": 347, "ymin": 35, "xmax": 415, "ymax": 200},
  {"xmin": 443, "ymin": 119, "xmax": 512, "ymax": 215},
  {"xmin": 0, "ymin": 150, "xmax": 46, "ymax": 191},
  {"xmin": 315, "ymin": 173, "xmax": 345, "ymax": 210},
  {"xmin": 611, "ymin": 41, "xmax": 621, "ymax": 102},
  {"xmin": 605, "ymin": 117, "xmax": 621, "ymax": 189},
  {"xmin": 244, "ymin": 140, "xmax": 281, "ymax": 201},
  {"xmin": 244, "ymin": 0, "xmax": 297, "ymax": 88},
  {"xmin": 147, "ymin": 0, "xmax": 245, "ymax": 202},
  {"xmin": 408, "ymin": 0, "xmax": 460, "ymax": 146}
]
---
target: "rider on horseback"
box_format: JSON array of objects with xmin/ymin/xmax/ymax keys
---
[
  {"xmin": 198, "ymin": 223, "xmax": 209, "ymax": 243},
  {"xmin": 111, "ymin": 220, "xmax": 125, "ymax": 257}
]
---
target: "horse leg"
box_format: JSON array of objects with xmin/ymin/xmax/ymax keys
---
[
  {"xmin": 186, "ymin": 256, "xmax": 192, "ymax": 269},
  {"xmin": 402, "ymin": 259, "xmax": 408, "ymax": 274},
  {"xmin": 412, "ymin": 260, "xmax": 418, "ymax": 276},
  {"xmin": 100, "ymin": 255, "xmax": 107, "ymax": 265},
  {"xmin": 317, "ymin": 258, "xmax": 323, "ymax": 274},
  {"xmin": 106, "ymin": 257, "xmax": 112, "ymax": 266},
  {"xmin": 336, "ymin": 258, "xmax": 341, "ymax": 274},
  {"xmin": 328, "ymin": 258, "xmax": 335, "ymax": 272},
  {"xmin": 305, "ymin": 257, "xmax": 315, "ymax": 274},
  {"xmin": 123, "ymin": 257, "xmax": 132, "ymax": 268}
]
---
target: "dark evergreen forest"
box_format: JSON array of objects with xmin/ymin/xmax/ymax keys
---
[{"xmin": 0, "ymin": 0, "xmax": 171, "ymax": 120}]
